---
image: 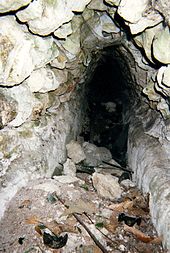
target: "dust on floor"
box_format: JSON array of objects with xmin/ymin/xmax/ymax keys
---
[{"xmin": 0, "ymin": 174, "xmax": 167, "ymax": 253}]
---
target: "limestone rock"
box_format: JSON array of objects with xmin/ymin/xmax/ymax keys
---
[
  {"xmin": 155, "ymin": 66, "xmax": 170, "ymax": 101},
  {"xmin": 128, "ymin": 10, "xmax": 162, "ymax": 34},
  {"xmin": 118, "ymin": 0, "xmax": 149, "ymax": 23},
  {"xmin": 50, "ymin": 46, "xmax": 68, "ymax": 69},
  {"xmin": 0, "ymin": 93, "xmax": 17, "ymax": 128},
  {"xmin": 63, "ymin": 158, "xmax": 77, "ymax": 177},
  {"xmin": 0, "ymin": 16, "xmax": 58, "ymax": 86},
  {"xmin": 1, "ymin": 83, "xmax": 41, "ymax": 127},
  {"xmin": 104, "ymin": 0, "xmax": 120, "ymax": 6},
  {"xmin": 83, "ymin": 142, "xmax": 112, "ymax": 166},
  {"xmin": 53, "ymin": 175, "xmax": 82, "ymax": 184},
  {"xmin": 101, "ymin": 13, "xmax": 120, "ymax": 34},
  {"xmin": 54, "ymin": 22, "xmax": 72, "ymax": 39},
  {"xmin": 143, "ymin": 81, "xmax": 160, "ymax": 102},
  {"xmin": 87, "ymin": 0, "xmax": 107, "ymax": 11},
  {"xmin": 0, "ymin": 0, "xmax": 31, "ymax": 13},
  {"xmin": 92, "ymin": 172, "xmax": 123, "ymax": 200},
  {"xmin": 134, "ymin": 24, "xmax": 163, "ymax": 63},
  {"xmin": 162, "ymin": 65, "xmax": 170, "ymax": 87},
  {"xmin": 60, "ymin": 16, "xmax": 83, "ymax": 57},
  {"xmin": 16, "ymin": 0, "xmax": 91, "ymax": 36},
  {"xmin": 120, "ymin": 179, "xmax": 136, "ymax": 189},
  {"xmin": 66, "ymin": 140, "xmax": 86, "ymax": 164},
  {"xmin": 16, "ymin": 0, "xmax": 43, "ymax": 22},
  {"xmin": 26, "ymin": 67, "xmax": 68, "ymax": 93},
  {"xmin": 152, "ymin": 26, "xmax": 170, "ymax": 64},
  {"xmin": 157, "ymin": 98, "xmax": 170, "ymax": 118}
]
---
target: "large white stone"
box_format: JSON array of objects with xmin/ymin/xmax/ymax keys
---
[
  {"xmin": 156, "ymin": 66, "xmax": 170, "ymax": 97},
  {"xmin": 66, "ymin": 140, "xmax": 86, "ymax": 164},
  {"xmin": 100, "ymin": 13, "xmax": 120, "ymax": 34},
  {"xmin": 162, "ymin": 65, "xmax": 170, "ymax": 87},
  {"xmin": 134, "ymin": 24, "xmax": 163, "ymax": 63},
  {"xmin": 104, "ymin": 0, "xmax": 120, "ymax": 6},
  {"xmin": 0, "ymin": 0, "xmax": 31, "ymax": 13},
  {"xmin": 26, "ymin": 67, "xmax": 68, "ymax": 93},
  {"xmin": 59, "ymin": 16, "xmax": 83, "ymax": 57},
  {"xmin": 128, "ymin": 10, "xmax": 162, "ymax": 34},
  {"xmin": 118, "ymin": 0, "xmax": 149, "ymax": 23},
  {"xmin": 16, "ymin": 0, "xmax": 43, "ymax": 22},
  {"xmin": 0, "ymin": 16, "xmax": 58, "ymax": 86},
  {"xmin": 1, "ymin": 83, "xmax": 41, "ymax": 127},
  {"xmin": 152, "ymin": 27, "xmax": 170, "ymax": 64},
  {"xmin": 63, "ymin": 158, "xmax": 77, "ymax": 177},
  {"xmin": 17, "ymin": 0, "xmax": 91, "ymax": 36},
  {"xmin": 92, "ymin": 172, "xmax": 123, "ymax": 200},
  {"xmin": 54, "ymin": 22, "xmax": 72, "ymax": 39},
  {"xmin": 87, "ymin": 0, "xmax": 107, "ymax": 11}
]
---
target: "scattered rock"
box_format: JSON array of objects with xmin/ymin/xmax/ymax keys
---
[
  {"xmin": 83, "ymin": 142, "xmax": 112, "ymax": 166},
  {"xmin": 120, "ymin": 179, "xmax": 136, "ymax": 189},
  {"xmin": 63, "ymin": 158, "xmax": 77, "ymax": 177},
  {"xmin": 92, "ymin": 172, "xmax": 123, "ymax": 200},
  {"xmin": 53, "ymin": 175, "xmax": 82, "ymax": 184},
  {"xmin": 66, "ymin": 140, "xmax": 86, "ymax": 164}
]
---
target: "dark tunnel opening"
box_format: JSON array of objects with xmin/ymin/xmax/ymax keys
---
[{"xmin": 81, "ymin": 49, "xmax": 132, "ymax": 167}]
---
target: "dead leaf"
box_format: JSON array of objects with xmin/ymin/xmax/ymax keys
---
[
  {"xmin": 47, "ymin": 220, "xmax": 78, "ymax": 234},
  {"xmin": 105, "ymin": 212, "xmax": 119, "ymax": 233},
  {"xmin": 108, "ymin": 199, "xmax": 133, "ymax": 212},
  {"xmin": 80, "ymin": 245, "xmax": 103, "ymax": 253},
  {"xmin": 18, "ymin": 199, "xmax": 32, "ymax": 209},
  {"xmin": 124, "ymin": 224, "xmax": 162, "ymax": 244},
  {"xmin": 25, "ymin": 215, "xmax": 41, "ymax": 225},
  {"xmin": 62, "ymin": 199, "xmax": 97, "ymax": 216},
  {"xmin": 34, "ymin": 225, "xmax": 43, "ymax": 235}
]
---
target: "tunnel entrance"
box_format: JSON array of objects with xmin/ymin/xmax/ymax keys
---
[{"xmin": 81, "ymin": 48, "xmax": 132, "ymax": 167}]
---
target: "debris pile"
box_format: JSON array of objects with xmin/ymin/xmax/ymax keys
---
[{"xmin": 0, "ymin": 140, "xmax": 167, "ymax": 253}]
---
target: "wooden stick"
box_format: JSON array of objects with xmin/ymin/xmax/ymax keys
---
[
  {"xmin": 102, "ymin": 161, "xmax": 133, "ymax": 173},
  {"xmin": 56, "ymin": 195, "xmax": 109, "ymax": 253}
]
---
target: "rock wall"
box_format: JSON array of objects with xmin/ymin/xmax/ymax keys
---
[{"xmin": 0, "ymin": 0, "xmax": 170, "ymax": 249}]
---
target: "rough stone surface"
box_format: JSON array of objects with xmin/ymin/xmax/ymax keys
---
[
  {"xmin": 54, "ymin": 22, "xmax": 72, "ymax": 39},
  {"xmin": 128, "ymin": 10, "xmax": 162, "ymax": 34},
  {"xmin": 0, "ymin": 16, "xmax": 58, "ymax": 86},
  {"xmin": 0, "ymin": 83, "xmax": 40, "ymax": 127},
  {"xmin": 26, "ymin": 67, "xmax": 68, "ymax": 93},
  {"xmin": 83, "ymin": 142, "xmax": 112, "ymax": 166},
  {"xmin": 118, "ymin": 0, "xmax": 149, "ymax": 23},
  {"xmin": 16, "ymin": 0, "xmax": 91, "ymax": 36},
  {"xmin": 92, "ymin": 172, "xmax": 123, "ymax": 200},
  {"xmin": 128, "ymin": 105, "xmax": 170, "ymax": 249},
  {"xmin": 0, "ymin": 0, "xmax": 31, "ymax": 13},
  {"xmin": 152, "ymin": 26, "xmax": 170, "ymax": 64},
  {"xmin": 66, "ymin": 140, "xmax": 86, "ymax": 164},
  {"xmin": 63, "ymin": 158, "xmax": 77, "ymax": 177},
  {"xmin": 0, "ymin": 0, "xmax": 170, "ymax": 250}
]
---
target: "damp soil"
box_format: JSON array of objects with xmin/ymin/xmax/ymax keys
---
[{"xmin": 0, "ymin": 173, "xmax": 167, "ymax": 253}]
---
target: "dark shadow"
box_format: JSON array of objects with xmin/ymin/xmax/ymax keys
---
[{"xmin": 81, "ymin": 48, "xmax": 132, "ymax": 166}]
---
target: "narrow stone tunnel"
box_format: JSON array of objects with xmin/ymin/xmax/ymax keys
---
[
  {"xmin": 81, "ymin": 48, "xmax": 132, "ymax": 167},
  {"xmin": 0, "ymin": 0, "xmax": 170, "ymax": 252}
]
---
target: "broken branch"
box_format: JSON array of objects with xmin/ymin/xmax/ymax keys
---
[{"xmin": 56, "ymin": 195, "xmax": 109, "ymax": 253}]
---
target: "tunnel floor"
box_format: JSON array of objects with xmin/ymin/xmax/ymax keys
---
[{"xmin": 81, "ymin": 50, "xmax": 131, "ymax": 166}]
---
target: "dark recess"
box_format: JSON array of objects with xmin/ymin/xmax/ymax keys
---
[{"xmin": 81, "ymin": 49, "xmax": 131, "ymax": 166}]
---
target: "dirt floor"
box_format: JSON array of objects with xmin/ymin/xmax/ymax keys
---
[{"xmin": 0, "ymin": 173, "xmax": 168, "ymax": 253}]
